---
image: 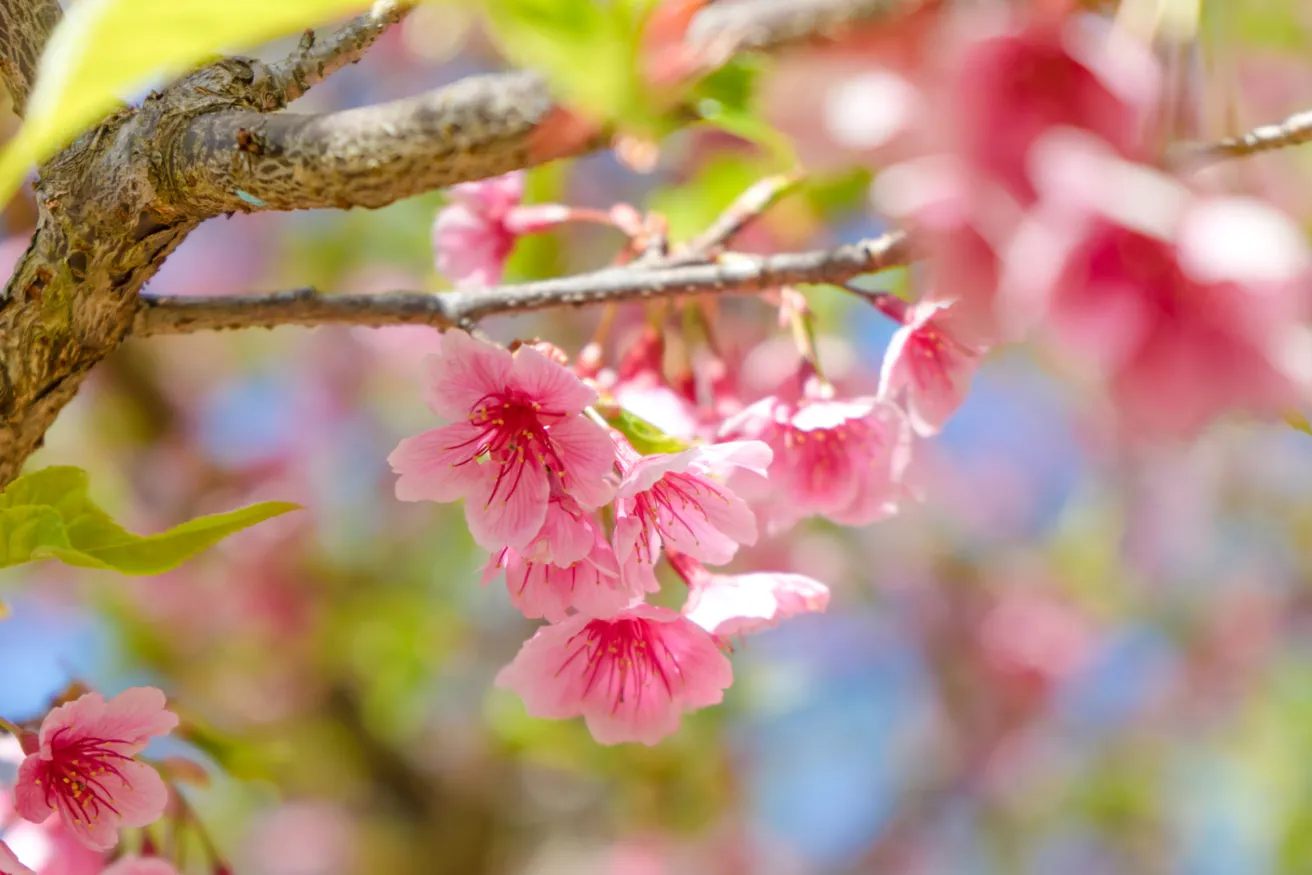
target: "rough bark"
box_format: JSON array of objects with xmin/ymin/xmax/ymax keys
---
[{"xmin": 0, "ymin": 0, "xmax": 60, "ymax": 117}]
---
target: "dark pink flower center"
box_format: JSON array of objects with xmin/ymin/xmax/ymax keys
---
[
  {"xmin": 630, "ymin": 473, "xmax": 727, "ymax": 563},
  {"xmin": 33, "ymin": 729, "xmax": 135, "ymax": 827},
  {"xmin": 779, "ymin": 417, "xmax": 871, "ymax": 483},
  {"xmin": 448, "ymin": 391, "xmax": 568, "ymax": 506},
  {"xmin": 558, "ymin": 618, "xmax": 683, "ymax": 713}
]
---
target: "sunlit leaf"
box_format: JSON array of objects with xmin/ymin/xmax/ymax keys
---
[
  {"xmin": 0, "ymin": 0, "xmax": 379, "ymax": 206},
  {"xmin": 604, "ymin": 408, "xmax": 689, "ymax": 456},
  {"xmin": 0, "ymin": 466, "xmax": 299, "ymax": 574}
]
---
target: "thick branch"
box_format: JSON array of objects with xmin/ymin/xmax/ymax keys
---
[
  {"xmin": 0, "ymin": 0, "xmax": 60, "ymax": 116},
  {"xmin": 265, "ymin": 0, "xmax": 413, "ymax": 104},
  {"xmin": 1181, "ymin": 109, "xmax": 1312, "ymax": 166},
  {"xmin": 132, "ymin": 231, "xmax": 910, "ymax": 336},
  {"xmin": 161, "ymin": 0, "xmax": 925, "ymax": 216},
  {"xmin": 158, "ymin": 70, "xmax": 570, "ymax": 214}
]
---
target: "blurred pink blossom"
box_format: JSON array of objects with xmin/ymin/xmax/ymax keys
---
[
  {"xmin": 432, "ymin": 172, "xmax": 568, "ymax": 287},
  {"xmin": 15, "ymin": 688, "xmax": 177, "ymax": 851},
  {"xmin": 1010, "ymin": 134, "xmax": 1312, "ymax": 437},
  {"xmin": 979, "ymin": 590, "xmax": 1094, "ymax": 690},
  {"xmin": 879, "ymin": 299, "xmax": 987, "ymax": 435},
  {"xmin": 496, "ymin": 605, "xmax": 732, "ymax": 745},
  {"xmin": 389, "ymin": 330, "xmax": 616, "ymax": 551}
]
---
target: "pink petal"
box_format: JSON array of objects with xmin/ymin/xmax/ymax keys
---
[
  {"xmin": 13, "ymin": 758, "xmax": 53, "ymax": 825},
  {"xmin": 422, "ymin": 330, "xmax": 513, "ymax": 421},
  {"xmin": 433, "ymin": 205, "xmax": 513, "ymax": 288},
  {"xmin": 510, "ymin": 345, "xmax": 597, "ymax": 415},
  {"xmin": 689, "ymin": 440, "xmax": 773, "ymax": 479},
  {"xmin": 494, "ymin": 615, "xmax": 594, "ymax": 720},
  {"xmin": 464, "ymin": 462, "xmax": 551, "ymax": 551},
  {"xmin": 102, "ymin": 759, "xmax": 170, "ymax": 831},
  {"xmin": 549, "ymin": 416, "xmax": 617, "ymax": 508},
  {"xmin": 37, "ymin": 694, "xmax": 106, "ymax": 754},
  {"xmin": 617, "ymin": 450, "xmax": 697, "ymax": 498},
  {"xmin": 658, "ymin": 478, "xmax": 757, "ymax": 565},
  {"xmin": 524, "ymin": 501, "xmax": 595, "ymax": 566},
  {"xmin": 0, "ymin": 841, "xmax": 36, "ymax": 875},
  {"xmin": 388, "ymin": 423, "xmax": 487, "ymax": 503},
  {"xmin": 684, "ymin": 572, "xmax": 830, "ymax": 637},
  {"xmin": 92, "ymin": 688, "xmax": 177, "ymax": 751},
  {"xmin": 448, "ymin": 172, "xmax": 525, "ymax": 214}
]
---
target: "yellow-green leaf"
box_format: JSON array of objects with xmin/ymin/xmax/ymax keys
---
[
  {"xmin": 604, "ymin": 408, "xmax": 689, "ymax": 456},
  {"xmin": 0, "ymin": 0, "xmax": 378, "ymax": 207},
  {"xmin": 0, "ymin": 465, "xmax": 299, "ymax": 574},
  {"xmin": 1286, "ymin": 412, "xmax": 1312, "ymax": 435}
]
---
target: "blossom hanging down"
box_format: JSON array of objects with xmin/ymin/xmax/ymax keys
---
[
  {"xmin": 879, "ymin": 299, "xmax": 987, "ymax": 436},
  {"xmin": 496, "ymin": 605, "xmax": 732, "ymax": 745},
  {"xmin": 670, "ymin": 552, "xmax": 829, "ymax": 638},
  {"xmin": 721, "ymin": 394, "xmax": 913, "ymax": 533},
  {"xmin": 432, "ymin": 172, "xmax": 569, "ymax": 287},
  {"xmin": 612, "ymin": 440, "xmax": 772, "ymax": 587},
  {"xmin": 389, "ymin": 330, "xmax": 617, "ymax": 551},
  {"xmin": 14, "ymin": 688, "xmax": 178, "ymax": 852}
]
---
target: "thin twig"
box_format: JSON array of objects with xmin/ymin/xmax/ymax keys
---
[
  {"xmin": 1176, "ymin": 109, "xmax": 1312, "ymax": 167},
  {"xmin": 680, "ymin": 171, "xmax": 805, "ymax": 259},
  {"xmin": 132, "ymin": 231, "xmax": 911, "ymax": 337},
  {"xmin": 265, "ymin": 1, "xmax": 414, "ymax": 104}
]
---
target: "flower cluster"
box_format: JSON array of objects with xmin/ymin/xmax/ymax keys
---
[
  {"xmin": 389, "ymin": 330, "xmax": 834, "ymax": 744},
  {"xmin": 0, "ymin": 688, "xmax": 185, "ymax": 875},
  {"xmin": 871, "ymin": 8, "xmax": 1312, "ymax": 438}
]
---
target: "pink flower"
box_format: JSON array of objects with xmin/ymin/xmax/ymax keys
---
[
  {"xmin": 433, "ymin": 172, "xmax": 568, "ymax": 287},
  {"xmin": 952, "ymin": 16, "xmax": 1158, "ymax": 204},
  {"xmin": 0, "ymin": 739, "xmax": 105, "ymax": 875},
  {"xmin": 389, "ymin": 330, "xmax": 616, "ymax": 551},
  {"xmin": 485, "ymin": 522, "xmax": 649, "ymax": 622},
  {"xmin": 0, "ymin": 843, "xmax": 34, "ymax": 875},
  {"xmin": 671, "ymin": 553, "xmax": 829, "ymax": 637},
  {"xmin": 14, "ymin": 688, "xmax": 178, "ymax": 852},
  {"xmin": 612, "ymin": 441, "xmax": 771, "ymax": 582},
  {"xmin": 878, "ymin": 299, "xmax": 986, "ymax": 436},
  {"xmin": 495, "ymin": 605, "xmax": 732, "ymax": 745},
  {"xmin": 100, "ymin": 858, "xmax": 181, "ymax": 875},
  {"xmin": 720, "ymin": 396, "xmax": 913, "ymax": 533},
  {"xmin": 1010, "ymin": 135, "xmax": 1312, "ymax": 437}
]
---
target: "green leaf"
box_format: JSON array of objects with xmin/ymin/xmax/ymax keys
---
[
  {"xmin": 0, "ymin": 0, "xmax": 378, "ymax": 207},
  {"xmin": 605, "ymin": 408, "xmax": 689, "ymax": 456},
  {"xmin": 0, "ymin": 466, "xmax": 298, "ymax": 574},
  {"xmin": 690, "ymin": 57, "xmax": 796, "ymax": 167},
  {"xmin": 481, "ymin": 0, "xmax": 656, "ymax": 131},
  {"xmin": 1286, "ymin": 412, "xmax": 1312, "ymax": 435}
]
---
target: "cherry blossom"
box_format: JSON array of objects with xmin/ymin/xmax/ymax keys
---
[
  {"xmin": 495, "ymin": 605, "xmax": 732, "ymax": 745},
  {"xmin": 671, "ymin": 552, "xmax": 829, "ymax": 637},
  {"xmin": 879, "ymin": 299, "xmax": 987, "ymax": 436},
  {"xmin": 1009, "ymin": 134, "xmax": 1312, "ymax": 437},
  {"xmin": 14, "ymin": 688, "xmax": 178, "ymax": 852},
  {"xmin": 389, "ymin": 330, "xmax": 616, "ymax": 551},
  {"xmin": 484, "ymin": 523, "xmax": 647, "ymax": 622},
  {"xmin": 721, "ymin": 395, "xmax": 913, "ymax": 533},
  {"xmin": 612, "ymin": 440, "xmax": 771, "ymax": 583},
  {"xmin": 432, "ymin": 172, "xmax": 569, "ymax": 287}
]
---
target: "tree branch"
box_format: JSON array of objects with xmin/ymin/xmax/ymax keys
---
[
  {"xmin": 159, "ymin": 0, "xmax": 925, "ymax": 217},
  {"xmin": 264, "ymin": 0, "xmax": 414, "ymax": 105},
  {"xmin": 0, "ymin": 0, "xmax": 61, "ymax": 117},
  {"xmin": 131, "ymin": 231, "xmax": 910, "ymax": 336},
  {"xmin": 1178, "ymin": 109, "xmax": 1312, "ymax": 167}
]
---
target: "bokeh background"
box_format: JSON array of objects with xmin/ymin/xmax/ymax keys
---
[{"xmin": 4, "ymin": 2, "xmax": 1312, "ymax": 874}]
